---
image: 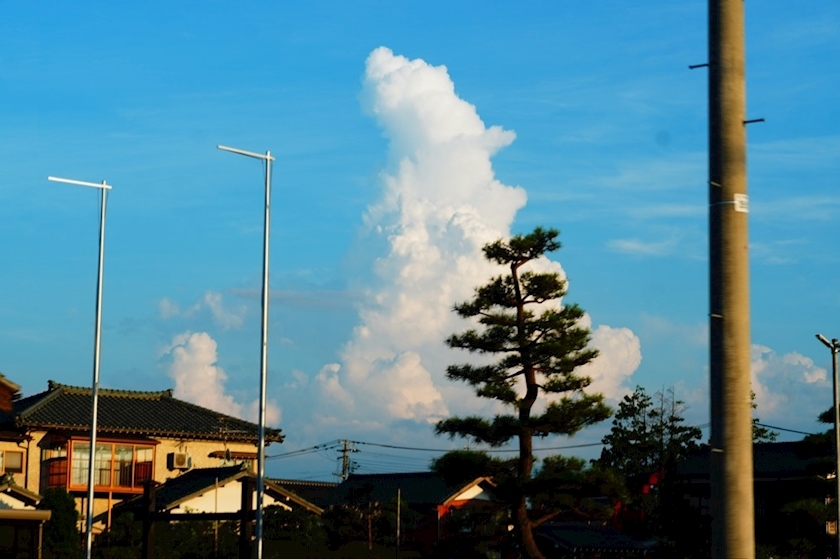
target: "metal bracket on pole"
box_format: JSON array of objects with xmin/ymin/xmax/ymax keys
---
[
  {"xmin": 743, "ymin": 118, "xmax": 765, "ymax": 125},
  {"xmin": 689, "ymin": 63, "xmax": 710, "ymax": 69}
]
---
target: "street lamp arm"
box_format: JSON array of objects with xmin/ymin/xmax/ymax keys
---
[
  {"xmin": 817, "ymin": 333, "xmax": 840, "ymax": 351},
  {"xmin": 48, "ymin": 176, "xmax": 112, "ymax": 190},
  {"xmin": 217, "ymin": 144, "xmax": 275, "ymax": 161}
]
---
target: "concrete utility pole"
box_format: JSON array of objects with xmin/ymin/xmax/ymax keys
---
[
  {"xmin": 337, "ymin": 440, "xmax": 358, "ymax": 481},
  {"xmin": 708, "ymin": 1, "xmax": 755, "ymax": 559}
]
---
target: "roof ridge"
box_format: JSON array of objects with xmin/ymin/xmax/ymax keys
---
[
  {"xmin": 16, "ymin": 383, "xmax": 67, "ymax": 422},
  {"xmin": 162, "ymin": 396, "xmax": 284, "ymax": 439},
  {"xmin": 270, "ymin": 478, "xmax": 339, "ymax": 487},
  {"xmin": 46, "ymin": 381, "xmax": 174, "ymax": 400}
]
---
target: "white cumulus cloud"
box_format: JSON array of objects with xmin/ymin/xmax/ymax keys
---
[
  {"xmin": 163, "ymin": 331, "xmax": 280, "ymax": 425},
  {"xmin": 751, "ymin": 344, "xmax": 828, "ymax": 424},
  {"xmin": 311, "ymin": 47, "xmax": 641, "ymax": 431},
  {"xmin": 581, "ymin": 325, "xmax": 643, "ymax": 400}
]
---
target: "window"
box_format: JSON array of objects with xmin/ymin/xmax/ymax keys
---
[
  {"xmin": 43, "ymin": 445, "xmax": 67, "ymax": 488},
  {"xmin": 68, "ymin": 440, "xmax": 154, "ymax": 492},
  {"xmin": 0, "ymin": 450, "xmax": 24, "ymax": 474}
]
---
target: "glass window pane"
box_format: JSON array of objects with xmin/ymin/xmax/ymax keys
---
[
  {"xmin": 135, "ymin": 446, "xmax": 154, "ymax": 485},
  {"xmin": 71, "ymin": 442, "xmax": 90, "ymax": 486},
  {"xmin": 95, "ymin": 444, "xmax": 112, "ymax": 486},
  {"xmin": 114, "ymin": 445, "xmax": 133, "ymax": 487},
  {"xmin": 4, "ymin": 451, "xmax": 23, "ymax": 473}
]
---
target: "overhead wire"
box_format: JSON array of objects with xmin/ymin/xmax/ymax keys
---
[{"xmin": 267, "ymin": 419, "xmax": 818, "ymax": 477}]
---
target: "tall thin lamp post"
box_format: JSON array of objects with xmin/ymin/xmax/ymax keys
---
[
  {"xmin": 47, "ymin": 176, "xmax": 112, "ymax": 559},
  {"xmin": 817, "ymin": 333, "xmax": 840, "ymax": 559},
  {"xmin": 217, "ymin": 144, "xmax": 274, "ymax": 559}
]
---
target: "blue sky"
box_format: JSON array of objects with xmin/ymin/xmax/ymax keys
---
[{"xmin": 1, "ymin": 1, "xmax": 838, "ymax": 480}]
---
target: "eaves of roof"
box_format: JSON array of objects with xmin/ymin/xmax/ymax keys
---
[
  {"xmin": 0, "ymin": 475, "xmax": 42, "ymax": 507},
  {"xmin": 264, "ymin": 479, "xmax": 324, "ymax": 515},
  {"xmin": 0, "ymin": 373, "xmax": 21, "ymax": 394},
  {"xmin": 441, "ymin": 476, "xmax": 496, "ymax": 507}
]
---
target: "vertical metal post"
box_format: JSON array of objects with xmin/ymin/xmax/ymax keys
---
[
  {"xmin": 817, "ymin": 335, "xmax": 840, "ymax": 559},
  {"xmin": 47, "ymin": 176, "xmax": 112, "ymax": 559},
  {"xmin": 708, "ymin": 1, "xmax": 754, "ymax": 558},
  {"xmin": 216, "ymin": 145, "xmax": 274, "ymax": 559},
  {"xmin": 255, "ymin": 151, "xmax": 271, "ymax": 559},
  {"xmin": 85, "ymin": 184, "xmax": 107, "ymax": 559}
]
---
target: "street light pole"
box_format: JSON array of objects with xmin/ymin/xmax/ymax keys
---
[
  {"xmin": 817, "ymin": 333, "xmax": 840, "ymax": 559},
  {"xmin": 47, "ymin": 176, "xmax": 112, "ymax": 559},
  {"xmin": 217, "ymin": 145, "xmax": 274, "ymax": 559}
]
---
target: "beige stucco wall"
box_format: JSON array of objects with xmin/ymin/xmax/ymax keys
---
[
  {"xmin": 169, "ymin": 481, "xmax": 290, "ymax": 514},
  {"xmin": 0, "ymin": 431, "xmax": 49, "ymax": 493},
  {"xmin": 0, "ymin": 440, "xmax": 27, "ymax": 488},
  {"xmin": 152, "ymin": 437, "xmax": 261, "ymax": 483}
]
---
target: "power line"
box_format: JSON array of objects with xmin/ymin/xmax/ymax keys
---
[
  {"xmin": 348, "ymin": 439, "xmax": 605, "ymax": 453},
  {"xmin": 267, "ymin": 420, "xmax": 816, "ymax": 469},
  {"xmin": 754, "ymin": 422, "xmax": 815, "ymax": 436},
  {"xmin": 265, "ymin": 439, "xmax": 341, "ymax": 460}
]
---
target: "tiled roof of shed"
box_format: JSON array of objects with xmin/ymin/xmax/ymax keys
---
[
  {"xmin": 12, "ymin": 381, "xmax": 283, "ymax": 443},
  {"xmin": 115, "ymin": 465, "xmax": 323, "ymax": 515},
  {"xmin": 151, "ymin": 465, "xmax": 247, "ymax": 511},
  {"xmin": 269, "ymin": 478, "xmax": 339, "ymax": 509}
]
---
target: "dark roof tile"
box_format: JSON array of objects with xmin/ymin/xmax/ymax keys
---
[{"xmin": 14, "ymin": 382, "xmax": 283, "ymax": 443}]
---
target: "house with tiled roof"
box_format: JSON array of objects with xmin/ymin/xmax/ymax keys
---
[{"xmin": 0, "ymin": 378, "xmax": 283, "ymax": 534}]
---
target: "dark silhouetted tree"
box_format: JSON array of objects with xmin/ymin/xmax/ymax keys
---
[
  {"xmin": 37, "ymin": 487, "xmax": 82, "ymax": 559},
  {"xmin": 598, "ymin": 386, "xmax": 701, "ymax": 486},
  {"xmin": 435, "ymin": 227, "xmax": 611, "ymax": 559},
  {"xmin": 597, "ymin": 385, "xmax": 701, "ymax": 538}
]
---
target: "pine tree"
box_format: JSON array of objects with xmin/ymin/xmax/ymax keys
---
[{"xmin": 435, "ymin": 227, "xmax": 611, "ymax": 559}]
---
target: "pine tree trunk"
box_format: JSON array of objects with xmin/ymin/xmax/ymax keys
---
[{"xmin": 514, "ymin": 498, "xmax": 544, "ymax": 559}]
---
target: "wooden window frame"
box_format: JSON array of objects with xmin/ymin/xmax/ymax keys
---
[
  {"xmin": 64, "ymin": 438, "xmax": 157, "ymax": 494},
  {"xmin": 1, "ymin": 450, "xmax": 24, "ymax": 474}
]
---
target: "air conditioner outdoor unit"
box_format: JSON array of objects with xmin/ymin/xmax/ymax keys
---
[{"xmin": 167, "ymin": 452, "xmax": 192, "ymax": 471}]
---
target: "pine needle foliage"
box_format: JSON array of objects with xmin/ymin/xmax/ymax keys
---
[{"xmin": 435, "ymin": 227, "xmax": 611, "ymax": 559}]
